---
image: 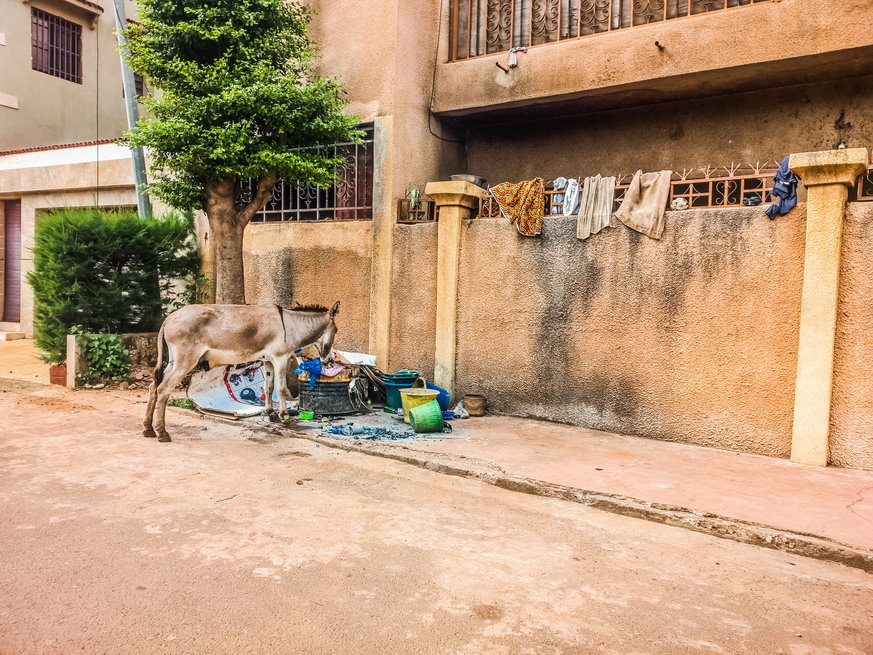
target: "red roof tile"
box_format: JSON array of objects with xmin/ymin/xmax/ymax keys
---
[{"xmin": 0, "ymin": 138, "xmax": 124, "ymax": 157}]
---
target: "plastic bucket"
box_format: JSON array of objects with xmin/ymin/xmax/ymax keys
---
[
  {"xmin": 409, "ymin": 400, "xmax": 444, "ymax": 433},
  {"xmin": 400, "ymin": 382, "xmax": 440, "ymax": 424},
  {"xmin": 383, "ymin": 370, "xmax": 420, "ymax": 409},
  {"xmin": 425, "ymin": 382, "xmax": 451, "ymax": 411}
]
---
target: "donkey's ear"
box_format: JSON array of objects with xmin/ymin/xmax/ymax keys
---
[{"xmin": 330, "ymin": 301, "xmax": 341, "ymax": 317}]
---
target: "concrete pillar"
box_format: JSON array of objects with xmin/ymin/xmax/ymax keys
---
[
  {"xmin": 789, "ymin": 148, "xmax": 868, "ymax": 466},
  {"xmin": 65, "ymin": 334, "xmax": 84, "ymax": 388},
  {"xmin": 368, "ymin": 116, "xmax": 395, "ymax": 369},
  {"xmin": 424, "ymin": 180, "xmax": 485, "ymax": 396}
]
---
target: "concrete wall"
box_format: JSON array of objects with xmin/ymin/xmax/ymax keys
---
[
  {"xmin": 390, "ymin": 206, "xmax": 806, "ymax": 458},
  {"xmin": 242, "ymin": 221, "xmax": 373, "ymax": 354},
  {"xmin": 464, "ymin": 76, "xmax": 873, "ymax": 185},
  {"xmin": 830, "ymin": 203, "xmax": 873, "ymax": 469},
  {"xmin": 0, "ymin": 0, "xmax": 138, "ymax": 151},
  {"xmin": 389, "ymin": 222, "xmax": 438, "ymax": 379}
]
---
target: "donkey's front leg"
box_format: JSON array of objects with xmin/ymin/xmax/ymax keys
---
[
  {"xmin": 263, "ymin": 360, "xmax": 279, "ymax": 422},
  {"xmin": 274, "ymin": 355, "xmax": 292, "ymax": 420}
]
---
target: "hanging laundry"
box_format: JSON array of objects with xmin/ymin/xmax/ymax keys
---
[
  {"xmin": 489, "ymin": 177, "xmax": 546, "ymax": 237},
  {"xmin": 614, "ymin": 170, "xmax": 672, "ymax": 239},
  {"xmin": 765, "ymin": 156, "xmax": 798, "ymax": 220},
  {"xmin": 576, "ymin": 175, "xmax": 616, "ymax": 240},
  {"xmin": 563, "ymin": 178, "xmax": 581, "ymax": 217},
  {"xmin": 551, "ymin": 177, "xmax": 569, "ymax": 215}
]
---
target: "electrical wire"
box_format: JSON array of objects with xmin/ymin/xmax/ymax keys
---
[{"xmin": 427, "ymin": 0, "xmax": 466, "ymax": 149}]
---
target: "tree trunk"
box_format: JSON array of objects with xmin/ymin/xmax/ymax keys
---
[
  {"xmin": 204, "ymin": 174, "xmax": 278, "ymax": 305},
  {"xmin": 211, "ymin": 216, "xmax": 247, "ymax": 304},
  {"xmin": 205, "ymin": 181, "xmax": 247, "ymax": 304}
]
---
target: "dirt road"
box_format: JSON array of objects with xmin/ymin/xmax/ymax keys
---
[{"xmin": 1, "ymin": 380, "xmax": 872, "ymax": 654}]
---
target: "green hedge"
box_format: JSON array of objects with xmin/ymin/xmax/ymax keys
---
[{"xmin": 27, "ymin": 208, "xmax": 201, "ymax": 363}]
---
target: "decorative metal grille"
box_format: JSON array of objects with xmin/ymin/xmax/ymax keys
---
[
  {"xmin": 243, "ymin": 125, "xmax": 374, "ymax": 223},
  {"xmin": 476, "ymin": 163, "xmax": 779, "ymax": 218},
  {"xmin": 31, "ymin": 8, "xmax": 83, "ymax": 83},
  {"xmin": 855, "ymin": 167, "xmax": 873, "ymax": 202},
  {"xmin": 397, "ymin": 196, "xmax": 439, "ymax": 223},
  {"xmin": 451, "ymin": 0, "xmax": 769, "ymax": 60}
]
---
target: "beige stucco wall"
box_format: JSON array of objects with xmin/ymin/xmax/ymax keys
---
[
  {"xmin": 463, "ymin": 76, "xmax": 873, "ymax": 185},
  {"xmin": 830, "ymin": 202, "xmax": 873, "ymax": 469},
  {"xmin": 415, "ymin": 207, "xmax": 804, "ymax": 458},
  {"xmin": 389, "ymin": 222, "xmax": 438, "ymax": 379},
  {"xmin": 242, "ymin": 221, "xmax": 373, "ymax": 354},
  {"xmin": 309, "ymin": 0, "xmax": 464, "ymax": 194},
  {"xmin": 0, "ymin": 0, "xmax": 138, "ymax": 151},
  {"xmin": 432, "ymin": 0, "xmax": 873, "ymax": 116}
]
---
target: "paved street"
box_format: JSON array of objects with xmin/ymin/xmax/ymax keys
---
[{"xmin": 1, "ymin": 379, "xmax": 872, "ymax": 654}]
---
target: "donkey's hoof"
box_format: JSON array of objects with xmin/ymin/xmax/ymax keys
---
[
  {"xmin": 143, "ymin": 427, "xmax": 157, "ymax": 438},
  {"xmin": 267, "ymin": 412, "xmax": 281, "ymax": 423},
  {"xmin": 157, "ymin": 432, "xmax": 172, "ymax": 443}
]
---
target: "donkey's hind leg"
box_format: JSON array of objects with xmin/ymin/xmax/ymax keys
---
[
  {"xmin": 152, "ymin": 353, "xmax": 199, "ymax": 443},
  {"xmin": 143, "ymin": 378, "xmax": 159, "ymax": 438}
]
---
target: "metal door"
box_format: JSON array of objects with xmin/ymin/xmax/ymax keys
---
[{"xmin": 3, "ymin": 200, "xmax": 22, "ymax": 323}]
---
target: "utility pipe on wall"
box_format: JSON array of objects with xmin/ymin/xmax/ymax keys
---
[{"xmin": 112, "ymin": 0, "xmax": 151, "ymax": 218}]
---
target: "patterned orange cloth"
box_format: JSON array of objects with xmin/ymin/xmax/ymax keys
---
[{"xmin": 489, "ymin": 177, "xmax": 545, "ymax": 237}]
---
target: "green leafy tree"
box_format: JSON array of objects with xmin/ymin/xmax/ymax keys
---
[{"xmin": 122, "ymin": 0, "xmax": 361, "ymax": 303}]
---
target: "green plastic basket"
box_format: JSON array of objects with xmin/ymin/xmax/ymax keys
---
[{"xmin": 409, "ymin": 400, "xmax": 444, "ymax": 433}]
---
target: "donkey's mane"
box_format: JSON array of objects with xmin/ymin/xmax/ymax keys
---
[{"xmin": 288, "ymin": 304, "xmax": 329, "ymax": 313}]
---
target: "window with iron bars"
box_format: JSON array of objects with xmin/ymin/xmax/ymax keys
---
[
  {"xmin": 241, "ymin": 124, "xmax": 375, "ymax": 223},
  {"xmin": 31, "ymin": 8, "xmax": 83, "ymax": 84}
]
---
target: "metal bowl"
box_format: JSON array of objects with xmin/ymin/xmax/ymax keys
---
[{"xmin": 450, "ymin": 174, "xmax": 487, "ymax": 189}]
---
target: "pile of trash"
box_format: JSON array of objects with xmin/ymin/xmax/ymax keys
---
[{"xmin": 185, "ymin": 348, "xmax": 488, "ymax": 440}]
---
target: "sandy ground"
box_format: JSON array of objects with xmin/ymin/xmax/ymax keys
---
[{"xmin": 1, "ymin": 379, "xmax": 872, "ymax": 654}]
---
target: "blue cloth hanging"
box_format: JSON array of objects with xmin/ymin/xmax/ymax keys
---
[{"xmin": 765, "ymin": 156, "xmax": 798, "ymax": 220}]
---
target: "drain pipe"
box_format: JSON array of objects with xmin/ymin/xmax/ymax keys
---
[{"xmin": 112, "ymin": 0, "xmax": 151, "ymax": 218}]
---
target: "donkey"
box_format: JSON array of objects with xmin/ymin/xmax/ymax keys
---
[{"xmin": 143, "ymin": 302, "xmax": 340, "ymax": 442}]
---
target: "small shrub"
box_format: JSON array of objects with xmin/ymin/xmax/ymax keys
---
[
  {"xmin": 73, "ymin": 330, "xmax": 131, "ymax": 385},
  {"xmin": 28, "ymin": 208, "xmax": 200, "ymax": 363}
]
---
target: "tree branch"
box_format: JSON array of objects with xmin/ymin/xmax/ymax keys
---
[{"xmin": 238, "ymin": 173, "xmax": 279, "ymax": 225}]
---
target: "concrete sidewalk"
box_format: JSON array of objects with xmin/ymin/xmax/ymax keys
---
[
  {"xmin": 390, "ymin": 417, "xmax": 873, "ymax": 551},
  {"xmin": 279, "ymin": 413, "xmax": 873, "ymax": 564},
  {"xmin": 0, "ymin": 339, "xmax": 49, "ymax": 385}
]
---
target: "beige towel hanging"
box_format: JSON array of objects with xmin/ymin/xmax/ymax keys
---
[
  {"xmin": 614, "ymin": 170, "xmax": 672, "ymax": 239},
  {"xmin": 576, "ymin": 175, "xmax": 616, "ymax": 240}
]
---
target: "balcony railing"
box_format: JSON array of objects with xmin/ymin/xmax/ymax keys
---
[
  {"xmin": 477, "ymin": 165, "xmax": 778, "ymax": 218},
  {"xmin": 450, "ymin": 0, "xmax": 769, "ymax": 60},
  {"xmin": 397, "ymin": 196, "xmax": 439, "ymax": 223},
  {"xmin": 242, "ymin": 124, "xmax": 375, "ymax": 223}
]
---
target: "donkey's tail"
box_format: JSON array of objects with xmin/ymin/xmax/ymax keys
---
[{"xmin": 153, "ymin": 323, "xmax": 166, "ymax": 385}]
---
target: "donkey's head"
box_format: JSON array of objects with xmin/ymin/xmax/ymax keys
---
[{"xmin": 313, "ymin": 301, "xmax": 340, "ymax": 364}]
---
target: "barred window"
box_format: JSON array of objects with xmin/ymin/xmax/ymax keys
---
[
  {"xmin": 242, "ymin": 124, "xmax": 375, "ymax": 222},
  {"xmin": 31, "ymin": 8, "xmax": 83, "ymax": 84}
]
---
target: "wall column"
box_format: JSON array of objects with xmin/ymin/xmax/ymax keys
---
[
  {"xmin": 424, "ymin": 180, "xmax": 485, "ymax": 396},
  {"xmin": 368, "ymin": 116, "xmax": 395, "ymax": 369},
  {"xmin": 789, "ymin": 148, "xmax": 868, "ymax": 466}
]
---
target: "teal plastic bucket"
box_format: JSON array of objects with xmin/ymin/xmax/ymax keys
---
[{"xmin": 384, "ymin": 370, "xmax": 420, "ymax": 408}]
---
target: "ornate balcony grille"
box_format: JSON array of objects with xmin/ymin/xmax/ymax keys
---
[
  {"xmin": 451, "ymin": 0, "xmax": 770, "ymax": 60},
  {"xmin": 476, "ymin": 164, "xmax": 779, "ymax": 218},
  {"xmin": 243, "ymin": 124, "xmax": 374, "ymax": 223}
]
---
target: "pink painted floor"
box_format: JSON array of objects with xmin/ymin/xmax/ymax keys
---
[{"xmin": 411, "ymin": 416, "xmax": 873, "ymax": 551}]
